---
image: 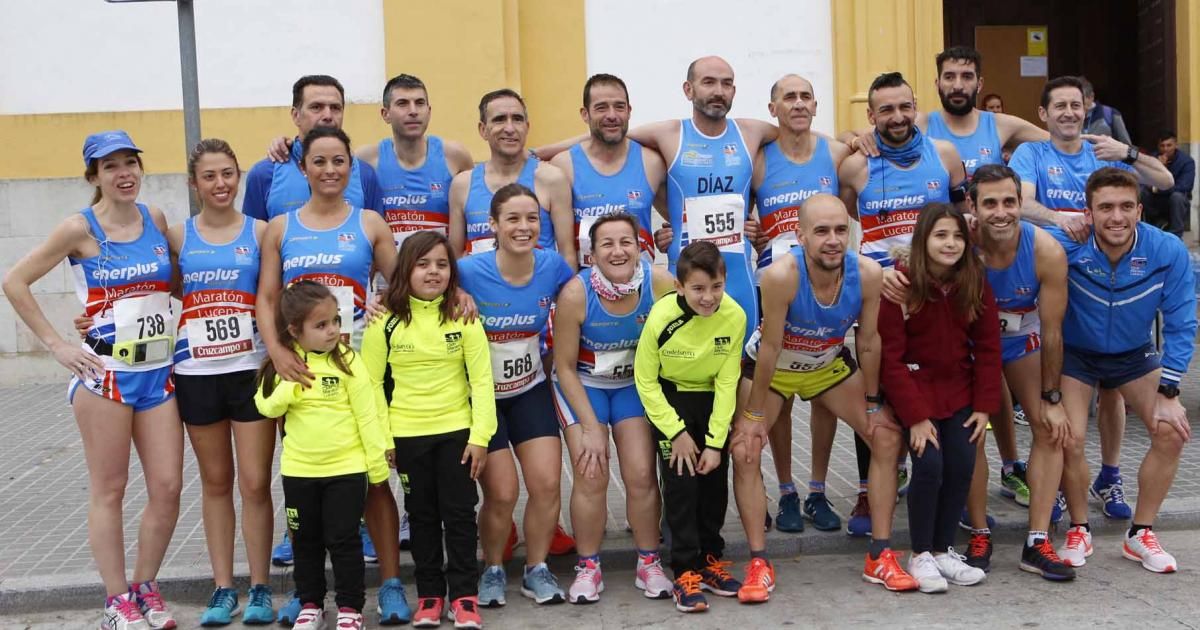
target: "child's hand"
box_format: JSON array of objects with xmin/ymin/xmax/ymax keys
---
[
  {"xmin": 669, "ymin": 431, "xmax": 700, "ymax": 476},
  {"xmin": 695, "ymin": 447, "xmax": 722, "ymax": 474},
  {"xmin": 461, "ymin": 444, "xmax": 488, "ymax": 480},
  {"xmin": 385, "ymin": 449, "xmax": 396, "ymax": 469}
]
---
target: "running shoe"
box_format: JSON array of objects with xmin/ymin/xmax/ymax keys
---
[
  {"xmin": 135, "ymin": 581, "xmax": 176, "ymax": 630},
  {"xmin": 272, "ymin": 536, "xmax": 294, "ymax": 567},
  {"xmin": 634, "ymin": 555, "xmax": 672, "ymax": 599},
  {"xmin": 1000, "ymin": 469, "xmax": 1031, "ymax": 507},
  {"xmin": 1020, "ymin": 538, "xmax": 1076, "ymax": 581},
  {"xmin": 292, "ymin": 604, "xmax": 324, "ymax": 630},
  {"xmin": 521, "ymin": 563, "xmax": 565, "ymax": 605},
  {"xmin": 277, "ymin": 593, "xmax": 302, "ymax": 626},
  {"xmin": 568, "ymin": 558, "xmax": 603, "ymax": 604},
  {"xmin": 846, "ymin": 492, "xmax": 871, "ymax": 537},
  {"xmin": 862, "ymin": 549, "xmax": 919, "ymax": 592},
  {"xmin": 1051, "ymin": 492, "xmax": 1066, "ymax": 525},
  {"xmin": 1123, "ymin": 529, "xmax": 1178, "ymax": 573},
  {"xmin": 361, "ymin": 522, "xmax": 378, "ymax": 563},
  {"xmin": 897, "ymin": 467, "xmax": 910, "ymax": 498},
  {"xmin": 736, "ymin": 557, "xmax": 775, "ymax": 603},
  {"xmin": 1091, "ymin": 477, "xmax": 1133, "ymax": 519},
  {"xmin": 1057, "ymin": 525, "xmax": 1093, "ymax": 567},
  {"xmin": 411, "ymin": 598, "xmax": 443, "ymax": 628},
  {"xmin": 477, "ymin": 566, "xmax": 507, "ymax": 608},
  {"xmin": 399, "ymin": 512, "xmax": 412, "ymax": 551},
  {"xmin": 775, "ymin": 493, "xmax": 804, "ymax": 532},
  {"xmin": 699, "ymin": 554, "xmax": 742, "ymax": 597},
  {"xmin": 101, "ymin": 591, "xmax": 149, "ymax": 630},
  {"xmin": 803, "ymin": 492, "xmax": 842, "ymax": 531},
  {"xmin": 764, "ymin": 510, "xmax": 772, "ymax": 532},
  {"xmin": 503, "ymin": 522, "xmax": 518, "ymax": 563},
  {"xmin": 243, "ymin": 584, "xmax": 274, "ymax": 625},
  {"xmin": 448, "ymin": 597, "xmax": 482, "ymax": 629},
  {"xmin": 199, "ymin": 587, "xmax": 239, "ymax": 626},
  {"xmin": 965, "ymin": 531, "xmax": 993, "ymax": 572},
  {"xmin": 335, "ymin": 608, "xmax": 362, "ymax": 630},
  {"xmin": 907, "ymin": 551, "xmax": 948, "ymax": 594},
  {"xmin": 549, "ymin": 525, "xmax": 576, "ymax": 556},
  {"xmin": 958, "ymin": 509, "xmax": 996, "ymax": 531},
  {"xmin": 671, "ymin": 571, "xmax": 708, "ymax": 613},
  {"xmin": 377, "ymin": 577, "xmax": 412, "ymax": 625},
  {"xmin": 1013, "ymin": 404, "xmax": 1029, "ymax": 426},
  {"xmin": 934, "ymin": 547, "xmax": 986, "ymax": 586}
]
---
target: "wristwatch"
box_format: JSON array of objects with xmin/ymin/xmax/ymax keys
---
[
  {"xmin": 1041, "ymin": 388, "xmax": 1062, "ymax": 404},
  {"xmin": 1158, "ymin": 383, "xmax": 1181, "ymax": 399},
  {"xmin": 1123, "ymin": 146, "xmax": 1140, "ymax": 164}
]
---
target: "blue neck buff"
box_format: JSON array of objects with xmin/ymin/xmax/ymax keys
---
[{"xmin": 875, "ymin": 125, "xmax": 924, "ymax": 168}]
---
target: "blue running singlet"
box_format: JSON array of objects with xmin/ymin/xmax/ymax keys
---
[
  {"xmin": 925, "ymin": 110, "xmax": 1003, "ymax": 179},
  {"xmin": 376, "ymin": 135, "xmax": 453, "ymax": 249},
  {"xmin": 856, "ymin": 137, "xmax": 950, "ymax": 268},
  {"xmin": 280, "ymin": 207, "xmax": 374, "ymax": 337},
  {"xmin": 463, "ymin": 158, "xmax": 556, "ymax": 254},
  {"xmin": 984, "ymin": 221, "xmax": 1043, "ymax": 364},
  {"xmin": 568, "ymin": 141, "xmax": 656, "ymax": 267},
  {"xmin": 753, "ymin": 137, "xmax": 839, "ymax": 275}
]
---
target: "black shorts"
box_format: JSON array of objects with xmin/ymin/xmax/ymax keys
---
[
  {"xmin": 175, "ymin": 370, "xmax": 266, "ymax": 426},
  {"xmin": 1062, "ymin": 342, "xmax": 1160, "ymax": 390},
  {"xmin": 488, "ymin": 379, "xmax": 560, "ymax": 453}
]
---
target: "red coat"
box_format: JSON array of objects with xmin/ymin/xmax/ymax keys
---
[{"xmin": 878, "ymin": 278, "xmax": 1002, "ymax": 427}]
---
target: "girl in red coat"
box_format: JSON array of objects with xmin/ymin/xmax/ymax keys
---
[{"xmin": 878, "ymin": 203, "xmax": 1001, "ymax": 594}]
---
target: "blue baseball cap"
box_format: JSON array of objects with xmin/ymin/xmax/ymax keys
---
[{"xmin": 82, "ymin": 130, "xmax": 142, "ymax": 166}]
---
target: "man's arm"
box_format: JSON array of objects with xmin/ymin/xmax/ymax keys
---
[
  {"xmin": 1158, "ymin": 240, "xmax": 1199, "ymax": 388},
  {"xmin": 855, "ymin": 258, "xmax": 885, "ymax": 399},
  {"xmin": 355, "ymin": 141, "xmax": 381, "ymax": 170},
  {"xmin": 443, "ymin": 139, "xmax": 475, "ymax": 176},
  {"xmin": 536, "ymin": 162, "xmax": 579, "ymax": 270},
  {"xmin": 1111, "ymin": 111, "xmax": 1133, "ymax": 146},
  {"xmin": 1084, "ymin": 134, "xmax": 1174, "ymax": 189},
  {"xmin": 1033, "ymin": 229, "xmax": 1068, "ymax": 392},
  {"xmin": 732, "ymin": 118, "xmax": 779, "ymax": 153},
  {"xmin": 448, "ymin": 170, "xmax": 471, "ymax": 258},
  {"xmin": 838, "ymin": 153, "xmax": 865, "ymax": 220},
  {"xmin": 743, "ymin": 258, "xmax": 797, "ymax": 416},
  {"xmin": 532, "ymin": 133, "xmax": 588, "ymax": 162},
  {"xmin": 1174, "ymin": 155, "xmax": 1196, "ymax": 196},
  {"xmin": 626, "ymin": 120, "xmax": 681, "ymax": 153},
  {"xmin": 996, "ymin": 112, "xmax": 1050, "ymax": 147},
  {"xmin": 934, "ymin": 140, "xmax": 968, "ymax": 213}
]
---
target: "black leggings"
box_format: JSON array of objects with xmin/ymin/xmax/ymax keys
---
[
  {"xmin": 906, "ymin": 407, "xmax": 977, "ymax": 554},
  {"xmin": 282, "ymin": 473, "xmax": 368, "ymax": 611}
]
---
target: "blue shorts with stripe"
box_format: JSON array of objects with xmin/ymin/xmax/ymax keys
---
[{"xmin": 552, "ymin": 379, "xmax": 645, "ymax": 428}]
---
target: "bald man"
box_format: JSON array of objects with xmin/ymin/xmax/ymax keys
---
[{"xmin": 732, "ymin": 194, "xmax": 916, "ymax": 598}]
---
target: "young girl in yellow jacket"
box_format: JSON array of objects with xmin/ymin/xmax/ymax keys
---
[
  {"xmin": 255, "ymin": 280, "xmax": 390, "ymax": 630},
  {"xmin": 361, "ymin": 231, "xmax": 496, "ymax": 630}
]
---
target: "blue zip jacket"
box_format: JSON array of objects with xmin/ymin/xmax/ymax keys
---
[{"xmin": 1048, "ymin": 224, "xmax": 1196, "ymax": 387}]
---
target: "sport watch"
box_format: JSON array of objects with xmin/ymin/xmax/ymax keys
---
[
  {"xmin": 1041, "ymin": 389, "xmax": 1062, "ymax": 404},
  {"xmin": 1123, "ymin": 146, "xmax": 1140, "ymax": 164},
  {"xmin": 1158, "ymin": 383, "xmax": 1181, "ymax": 399}
]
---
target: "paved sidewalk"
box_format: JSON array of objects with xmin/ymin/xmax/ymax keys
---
[{"xmin": 4, "ymin": 370, "xmax": 1200, "ymax": 609}]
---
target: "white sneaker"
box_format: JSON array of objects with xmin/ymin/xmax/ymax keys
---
[
  {"xmin": 1057, "ymin": 525, "xmax": 1093, "ymax": 567},
  {"xmin": 134, "ymin": 581, "xmax": 176, "ymax": 630},
  {"xmin": 568, "ymin": 558, "xmax": 603, "ymax": 604},
  {"xmin": 399, "ymin": 512, "xmax": 412, "ymax": 550},
  {"xmin": 907, "ymin": 551, "xmax": 948, "ymax": 593},
  {"xmin": 934, "ymin": 548, "xmax": 986, "ymax": 586},
  {"xmin": 635, "ymin": 555, "xmax": 673, "ymax": 599},
  {"xmin": 335, "ymin": 608, "xmax": 363, "ymax": 630},
  {"xmin": 1123, "ymin": 529, "xmax": 1178, "ymax": 573},
  {"xmin": 293, "ymin": 604, "xmax": 325, "ymax": 630},
  {"xmin": 101, "ymin": 592, "xmax": 149, "ymax": 630}
]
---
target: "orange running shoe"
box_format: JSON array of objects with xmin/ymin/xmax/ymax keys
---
[
  {"xmin": 549, "ymin": 524, "xmax": 576, "ymax": 556},
  {"xmin": 671, "ymin": 571, "xmax": 709, "ymax": 613},
  {"xmin": 862, "ymin": 549, "xmax": 919, "ymax": 592},
  {"xmin": 503, "ymin": 521, "xmax": 519, "ymax": 562},
  {"xmin": 699, "ymin": 554, "xmax": 742, "ymax": 596},
  {"xmin": 736, "ymin": 557, "xmax": 775, "ymax": 603}
]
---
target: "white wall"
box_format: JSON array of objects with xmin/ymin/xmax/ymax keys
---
[
  {"xmin": 0, "ymin": 0, "xmax": 386, "ymax": 114},
  {"xmin": 584, "ymin": 0, "xmax": 836, "ymax": 137}
]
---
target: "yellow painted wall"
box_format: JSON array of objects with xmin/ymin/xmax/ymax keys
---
[
  {"xmin": 1177, "ymin": 0, "xmax": 1199, "ymax": 143},
  {"xmin": 830, "ymin": 0, "xmax": 944, "ymax": 135}
]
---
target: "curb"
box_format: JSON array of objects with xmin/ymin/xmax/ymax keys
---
[{"xmin": 5, "ymin": 500, "xmax": 1199, "ymax": 614}]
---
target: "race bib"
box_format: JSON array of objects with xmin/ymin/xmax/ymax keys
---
[
  {"xmin": 112, "ymin": 293, "xmax": 174, "ymax": 365},
  {"xmin": 778, "ymin": 348, "xmax": 835, "ymax": 372},
  {"xmin": 685, "ymin": 194, "xmax": 745, "ymax": 254},
  {"xmin": 490, "ymin": 336, "xmax": 542, "ymax": 394},
  {"xmin": 186, "ymin": 312, "xmax": 255, "ymax": 361},
  {"xmin": 593, "ymin": 348, "xmax": 635, "ymax": 380},
  {"xmin": 393, "ymin": 225, "xmax": 448, "ymax": 250},
  {"xmin": 770, "ymin": 235, "xmax": 799, "ymax": 263},
  {"xmin": 998, "ymin": 311, "xmax": 1027, "ymax": 337},
  {"xmin": 328, "ymin": 285, "xmax": 356, "ymax": 336},
  {"xmin": 469, "ymin": 237, "xmax": 497, "ymax": 255}
]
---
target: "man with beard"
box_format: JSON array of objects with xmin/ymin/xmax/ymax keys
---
[
  {"xmin": 748, "ymin": 74, "xmax": 852, "ymax": 536},
  {"xmin": 1140, "ymin": 130, "xmax": 1195, "ymax": 238},
  {"xmin": 1009, "ymin": 76, "xmax": 1174, "ymax": 533},
  {"xmin": 1048, "ymin": 167, "xmax": 1194, "ymax": 574},
  {"xmin": 549, "ymin": 74, "xmax": 665, "ymax": 267},
  {"xmin": 733, "ymin": 194, "xmax": 917, "ymax": 598},
  {"xmin": 837, "ymin": 71, "xmax": 967, "ymax": 540}
]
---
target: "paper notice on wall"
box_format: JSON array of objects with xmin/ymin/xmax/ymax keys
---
[
  {"xmin": 1020, "ymin": 56, "xmax": 1048, "ymax": 77},
  {"xmin": 1027, "ymin": 27, "xmax": 1048, "ymax": 56}
]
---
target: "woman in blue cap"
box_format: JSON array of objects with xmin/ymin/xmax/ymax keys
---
[{"xmin": 3, "ymin": 131, "xmax": 183, "ymax": 630}]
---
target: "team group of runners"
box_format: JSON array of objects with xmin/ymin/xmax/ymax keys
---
[{"xmin": 3, "ymin": 45, "xmax": 1196, "ymax": 630}]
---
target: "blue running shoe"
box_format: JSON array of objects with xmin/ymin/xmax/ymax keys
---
[
  {"xmin": 478, "ymin": 565, "xmax": 507, "ymax": 608},
  {"xmin": 271, "ymin": 535, "xmax": 293, "ymax": 567},
  {"xmin": 672, "ymin": 571, "xmax": 708, "ymax": 613},
  {"xmin": 521, "ymin": 563, "xmax": 565, "ymax": 605},
  {"xmin": 242, "ymin": 584, "xmax": 273, "ymax": 625},
  {"xmin": 1051, "ymin": 491, "xmax": 1066, "ymax": 524},
  {"xmin": 803, "ymin": 492, "xmax": 842, "ymax": 531},
  {"xmin": 1091, "ymin": 476, "xmax": 1133, "ymax": 519},
  {"xmin": 775, "ymin": 492, "xmax": 804, "ymax": 533},
  {"xmin": 897, "ymin": 467, "xmax": 910, "ymax": 498},
  {"xmin": 199, "ymin": 587, "xmax": 239, "ymax": 626},
  {"xmin": 361, "ymin": 522, "xmax": 378, "ymax": 563},
  {"xmin": 698, "ymin": 554, "xmax": 741, "ymax": 597},
  {"xmin": 846, "ymin": 493, "xmax": 871, "ymax": 537},
  {"xmin": 958, "ymin": 509, "xmax": 996, "ymax": 531},
  {"xmin": 276, "ymin": 592, "xmax": 301, "ymax": 626},
  {"xmin": 377, "ymin": 577, "xmax": 412, "ymax": 625}
]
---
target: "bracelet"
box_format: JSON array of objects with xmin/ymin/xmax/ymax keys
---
[{"xmin": 742, "ymin": 409, "xmax": 766, "ymax": 422}]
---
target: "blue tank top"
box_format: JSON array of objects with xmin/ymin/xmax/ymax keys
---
[
  {"xmin": 925, "ymin": 111, "xmax": 1003, "ymax": 179},
  {"xmin": 69, "ymin": 203, "xmax": 173, "ymax": 372},
  {"xmin": 376, "ymin": 135, "xmax": 453, "ymax": 249},
  {"xmin": 745, "ymin": 248, "xmax": 862, "ymax": 371},
  {"xmin": 1008, "ymin": 140, "xmax": 1134, "ymax": 213},
  {"xmin": 857, "ymin": 137, "xmax": 951, "ymax": 268},
  {"xmin": 463, "ymin": 159, "xmax": 555, "ymax": 254},
  {"xmin": 174, "ymin": 216, "xmax": 264, "ymax": 375},
  {"xmin": 667, "ymin": 119, "xmax": 757, "ymax": 340},
  {"xmin": 754, "ymin": 137, "xmax": 839, "ymax": 274},
  {"xmin": 571, "ymin": 261, "xmax": 654, "ymax": 388},
  {"xmin": 280, "ymin": 207, "xmax": 373, "ymax": 335},
  {"xmin": 984, "ymin": 220, "xmax": 1042, "ymax": 341},
  {"xmin": 266, "ymin": 140, "xmax": 365, "ymax": 219},
  {"xmin": 568, "ymin": 141, "xmax": 656, "ymax": 267},
  {"xmin": 458, "ymin": 248, "xmax": 574, "ymax": 398}
]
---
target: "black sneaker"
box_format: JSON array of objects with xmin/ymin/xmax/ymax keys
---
[
  {"xmin": 965, "ymin": 532, "xmax": 992, "ymax": 572},
  {"xmin": 1020, "ymin": 538, "xmax": 1076, "ymax": 581}
]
